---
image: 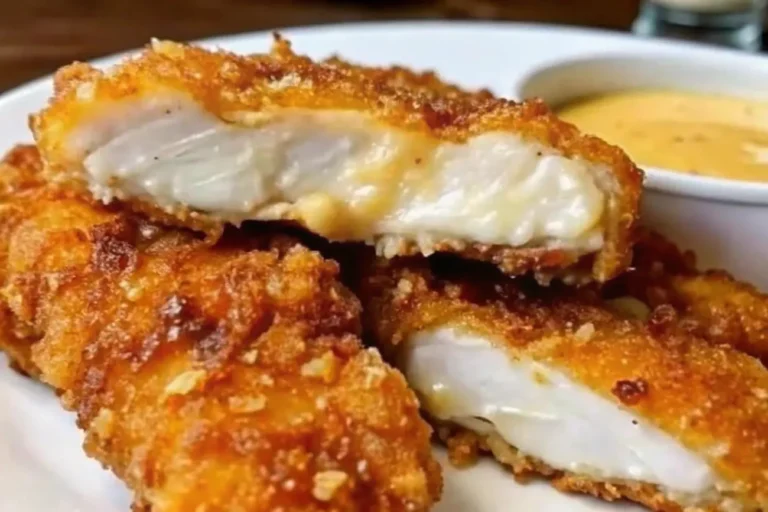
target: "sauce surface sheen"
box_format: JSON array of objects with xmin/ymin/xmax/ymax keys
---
[{"xmin": 558, "ymin": 89, "xmax": 768, "ymax": 183}]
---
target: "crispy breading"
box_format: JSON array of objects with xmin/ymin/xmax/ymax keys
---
[
  {"xmin": 0, "ymin": 145, "xmax": 441, "ymax": 512},
  {"xmin": 0, "ymin": 145, "xmax": 46, "ymax": 376},
  {"xmin": 353, "ymin": 254, "xmax": 768, "ymax": 510},
  {"xmin": 31, "ymin": 36, "xmax": 642, "ymax": 281},
  {"xmin": 606, "ymin": 228, "xmax": 768, "ymax": 365}
]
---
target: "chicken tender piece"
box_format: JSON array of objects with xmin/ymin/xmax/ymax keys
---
[
  {"xmin": 31, "ymin": 36, "xmax": 642, "ymax": 281},
  {"xmin": 605, "ymin": 228, "xmax": 768, "ymax": 365},
  {"xmin": 0, "ymin": 145, "xmax": 441, "ymax": 512},
  {"xmin": 353, "ymin": 254, "xmax": 768, "ymax": 511}
]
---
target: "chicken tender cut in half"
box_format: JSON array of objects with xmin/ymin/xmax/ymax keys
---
[
  {"xmin": 604, "ymin": 228, "xmax": 768, "ymax": 365},
  {"xmin": 0, "ymin": 145, "xmax": 441, "ymax": 512},
  {"xmin": 31, "ymin": 37, "xmax": 642, "ymax": 281},
  {"xmin": 354, "ymin": 255, "xmax": 768, "ymax": 512}
]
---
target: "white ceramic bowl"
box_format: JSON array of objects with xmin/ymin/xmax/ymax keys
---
[{"xmin": 518, "ymin": 55, "xmax": 768, "ymax": 290}]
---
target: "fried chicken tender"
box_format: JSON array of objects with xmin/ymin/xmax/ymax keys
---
[
  {"xmin": 353, "ymin": 254, "xmax": 768, "ymax": 511},
  {"xmin": 0, "ymin": 145, "xmax": 441, "ymax": 512},
  {"xmin": 605, "ymin": 228, "xmax": 768, "ymax": 365},
  {"xmin": 31, "ymin": 36, "xmax": 641, "ymax": 282}
]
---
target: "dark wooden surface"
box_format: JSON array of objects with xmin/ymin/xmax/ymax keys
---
[{"xmin": 0, "ymin": 0, "xmax": 644, "ymax": 92}]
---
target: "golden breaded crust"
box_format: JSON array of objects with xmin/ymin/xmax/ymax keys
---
[
  {"xmin": 354, "ymin": 255, "xmax": 768, "ymax": 510},
  {"xmin": 373, "ymin": 235, "xmax": 584, "ymax": 282},
  {"xmin": 0, "ymin": 145, "xmax": 47, "ymax": 375},
  {"xmin": 436, "ymin": 424, "xmax": 709, "ymax": 512},
  {"xmin": 607, "ymin": 228, "xmax": 768, "ymax": 365},
  {"xmin": 0, "ymin": 145, "xmax": 441, "ymax": 512},
  {"xmin": 32, "ymin": 36, "xmax": 642, "ymax": 281}
]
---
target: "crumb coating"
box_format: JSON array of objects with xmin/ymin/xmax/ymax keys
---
[{"xmin": 606, "ymin": 228, "xmax": 768, "ymax": 365}]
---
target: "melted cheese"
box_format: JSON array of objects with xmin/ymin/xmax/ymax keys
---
[{"xmin": 68, "ymin": 96, "xmax": 605, "ymax": 249}]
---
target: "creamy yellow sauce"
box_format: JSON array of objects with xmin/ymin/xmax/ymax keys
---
[{"xmin": 557, "ymin": 90, "xmax": 768, "ymax": 182}]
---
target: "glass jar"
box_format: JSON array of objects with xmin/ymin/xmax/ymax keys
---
[{"xmin": 633, "ymin": 0, "xmax": 767, "ymax": 51}]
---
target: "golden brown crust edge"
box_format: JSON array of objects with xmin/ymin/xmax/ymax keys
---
[
  {"xmin": 0, "ymin": 305, "xmax": 39, "ymax": 377},
  {"xmin": 354, "ymin": 256, "xmax": 768, "ymax": 509},
  {"xmin": 606, "ymin": 228, "xmax": 768, "ymax": 365},
  {"xmin": 31, "ymin": 37, "xmax": 642, "ymax": 281}
]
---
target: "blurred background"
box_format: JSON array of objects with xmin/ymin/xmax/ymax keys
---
[{"xmin": 1, "ymin": 0, "xmax": 762, "ymax": 92}]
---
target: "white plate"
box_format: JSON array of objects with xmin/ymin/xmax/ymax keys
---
[{"xmin": 0, "ymin": 21, "xmax": 761, "ymax": 511}]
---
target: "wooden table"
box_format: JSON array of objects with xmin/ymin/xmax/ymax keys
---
[{"xmin": 1, "ymin": 0, "xmax": 645, "ymax": 92}]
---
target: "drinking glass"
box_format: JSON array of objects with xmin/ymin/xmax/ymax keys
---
[{"xmin": 633, "ymin": 0, "xmax": 767, "ymax": 51}]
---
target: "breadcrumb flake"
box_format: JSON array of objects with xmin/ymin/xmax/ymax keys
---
[
  {"xmin": 312, "ymin": 470, "xmax": 348, "ymax": 501},
  {"xmin": 91, "ymin": 407, "xmax": 115, "ymax": 439},
  {"xmin": 574, "ymin": 322, "xmax": 595, "ymax": 341},
  {"xmin": 163, "ymin": 369, "xmax": 206, "ymax": 398},
  {"xmin": 300, "ymin": 351, "xmax": 339, "ymax": 383},
  {"xmin": 241, "ymin": 348, "xmax": 259, "ymax": 364},
  {"xmin": 228, "ymin": 395, "xmax": 267, "ymax": 414},
  {"xmin": 258, "ymin": 374, "xmax": 275, "ymax": 387},
  {"xmin": 364, "ymin": 365, "xmax": 386, "ymax": 388}
]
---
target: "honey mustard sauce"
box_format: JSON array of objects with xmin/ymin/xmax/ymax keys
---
[{"xmin": 558, "ymin": 89, "xmax": 768, "ymax": 182}]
